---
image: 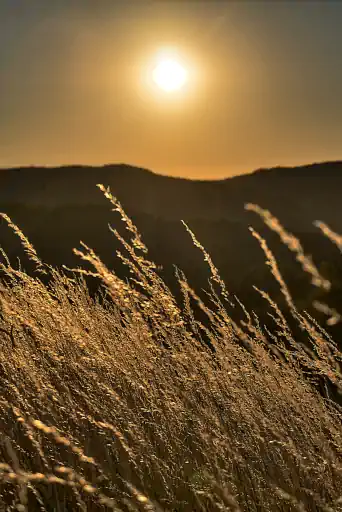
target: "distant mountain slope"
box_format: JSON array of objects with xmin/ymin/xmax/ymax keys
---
[
  {"xmin": 1, "ymin": 161, "xmax": 342, "ymax": 230},
  {"xmin": 1, "ymin": 161, "xmax": 342, "ymax": 333}
]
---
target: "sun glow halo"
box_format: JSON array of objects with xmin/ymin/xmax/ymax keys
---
[{"xmin": 152, "ymin": 58, "xmax": 188, "ymax": 92}]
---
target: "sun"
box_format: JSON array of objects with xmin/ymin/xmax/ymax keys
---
[{"xmin": 152, "ymin": 58, "xmax": 188, "ymax": 92}]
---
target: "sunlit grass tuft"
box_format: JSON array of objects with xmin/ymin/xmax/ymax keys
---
[{"xmin": 0, "ymin": 186, "xmax": 341, "ymax": 510}]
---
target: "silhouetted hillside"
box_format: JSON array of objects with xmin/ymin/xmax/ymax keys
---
[
  {"xmin": 1, "ymin": 161, "xmax": 342, "ymax": 225},
  {"xmin": 1, "ymin": 161, "xmax": 342, "ymax": 336}
]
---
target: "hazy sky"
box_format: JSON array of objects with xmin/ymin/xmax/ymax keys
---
[{"xmin": 1, "ymin": 1, "xmax": 342, "ymax": 179}]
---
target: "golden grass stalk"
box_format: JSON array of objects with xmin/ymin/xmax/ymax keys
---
[
  {"xmin": 314, "ymin": 220, "xmax": 342, "ymax": 253},
  {"xmin": 181, "ymin": 220, "xmax": 233, "ymax": 306},
  {"xmin": 0, "ymin": 190, "xmax": 341, "ymax": 510},
  {"xmin": 249, "ymin": 227, "xmax": 296, "ymax": 312},
  {"xmin": 0, "ymin": 213, "xmax": 47, "ymax": 275},
  {"xmin": 245, "ymin": 203, "xmax": 331, "ymax": 290}
]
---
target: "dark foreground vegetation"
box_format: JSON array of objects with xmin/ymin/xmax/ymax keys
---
[{"xmin": 0, "ymin": 184, "xmax": 341, "ymax": 511}]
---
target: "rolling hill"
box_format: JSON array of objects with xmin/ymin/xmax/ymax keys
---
[{"xmin": 1, "ymin": 161, "xmax": 342, "ymax": 332}]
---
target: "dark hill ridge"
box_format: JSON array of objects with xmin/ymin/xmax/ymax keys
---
[
  {"xmin": 1, "ymin": 161, "xmax": 342, "ymax": 230},
  {"xmin": 1, "ymin": 160, "xmax": 342, "ymax": 336},
  {"xmin": 249, "ymin": 160, "xmax": 342, "ymax": 177}
]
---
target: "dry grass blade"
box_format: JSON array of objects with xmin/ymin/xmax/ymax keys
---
[
  {"xmin": 0, "ymin": 213, "xmax": 47, "ymax": 275},
  {"xmin": 0, "ymin": 192, "xmax": 341, "ymax": 510},
  {"xmin": 245, "ymin": 203, "xmax": 331, "ymax": 291},
  {"xmin": 314, "ymin": 220, "xmax": 342, "ymax": 253}
]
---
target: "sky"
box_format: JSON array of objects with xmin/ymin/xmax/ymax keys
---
[{"xmin": 1, "ymin": 0, "xmax": 342, "ymax": 179}]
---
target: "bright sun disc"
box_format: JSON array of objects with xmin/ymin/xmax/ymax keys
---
[{"xmin": 152, "ymin": 59, "xmax": 188, "ymax": 92}]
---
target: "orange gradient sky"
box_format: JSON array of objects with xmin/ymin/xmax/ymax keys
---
[{"xmin": 1, "ymin": 1, "xmax": 342, "ymax": 179}]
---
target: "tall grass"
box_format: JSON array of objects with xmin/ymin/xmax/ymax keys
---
[{"xmin": 0, "ymin": 186, "xmax": 341, "ymax": 511}]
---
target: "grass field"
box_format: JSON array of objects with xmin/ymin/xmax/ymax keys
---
[{"xmin": 0, "ymin": 185, "xmax": 341, "ymax": 511}]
